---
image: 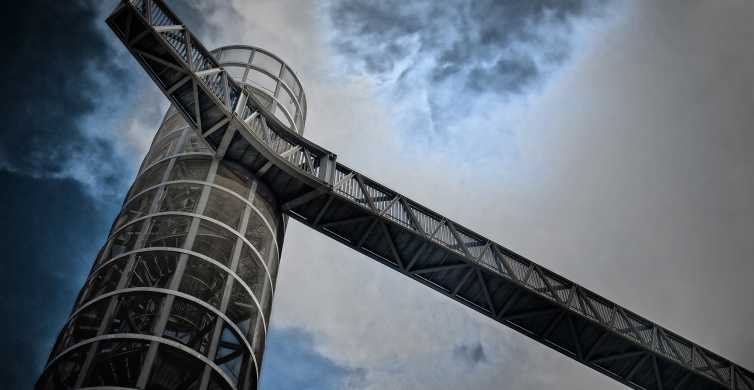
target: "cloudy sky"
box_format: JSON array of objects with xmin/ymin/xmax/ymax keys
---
[{"xmin": 2, "ymin": 0, "xmax": 753, "ymax": 388}]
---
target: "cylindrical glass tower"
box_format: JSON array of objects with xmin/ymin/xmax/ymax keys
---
[{"xmin": 37, "ymin": 46, "xmax": 306, "ymax": 390}]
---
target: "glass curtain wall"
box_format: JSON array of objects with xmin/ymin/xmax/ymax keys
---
[{"xmin": 36, "ymin": 45, "xmax": 304, "ymax": 390}]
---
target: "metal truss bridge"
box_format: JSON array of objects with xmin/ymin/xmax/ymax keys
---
[{"xmin": 106, "ymin": 1, "xmax": 754, "ymax": 389}]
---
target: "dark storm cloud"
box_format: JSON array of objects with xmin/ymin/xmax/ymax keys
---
[
  {"xmin": 0, "ymin": 0, "xmax": 136, "ymax": 201},
  {"xmin": 260, "ymin": 326, "xmax": 366, "ymax": 389},
  {"xmin": 163, "ymin": 0, "xmax": 244, "ymax": 50},
  {"xmin": 452, "ymin": 341, "xmax": 488, "ymax": 366},
  {"xmin": 0, "ymin": 1, "xmax": 132, "ymax": 387},
  {"xmin": 0, "ymin": 171, "xmax": 116, "ymax": 388},
  {"xmin": 328, "ymin": 0, "xmax": 608, "ymax": 94}
]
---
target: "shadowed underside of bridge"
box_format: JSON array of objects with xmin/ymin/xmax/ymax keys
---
[{"xmin": 105, "ymin": 1, "xmax": 754, "ymax": 389}]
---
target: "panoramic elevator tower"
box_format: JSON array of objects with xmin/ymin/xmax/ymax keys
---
[{"xmin": 37, "ymin": 46, "xmax": 306, "ymax": 389}]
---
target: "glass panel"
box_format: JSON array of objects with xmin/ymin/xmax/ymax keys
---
[
  {"xmin": 107, "ymin": 292, "xmax": 163, "ymax": 335},
  {"xmin": 162, "ymin": 297, "xmax": 217, "ymax": 356},
  {"xmin": 146, "ymin": 344, "xmax": 203, "ymax": 390},
  {"xmin": 78, "ymin": 257, "xmax": 128, "ymax": 306},
  {"xmin": 281, "ymin": 66, "xmax": 301, "ymax": 100},
  {"xmin": 245, "ymin": 217, "xmax": 273, "ymax": 269},
  {"xmin": 97, "ymin": 220, "xmax": 144, "ymax": 267},
  {"xmin": 130, "ymin": 160, "xmax": 169, "ymax": 199},
  {"xmin": 214, "ymin": 325, "xmax": 249, "ymax": 385},
  {"xmin": 236, "ymin": 245, "xmax": 269, "ymax": 303},
  {"xmin": 179, "ymin": 256, "xmax": 228, "ymax": 309},
  {"xmin": 157, "ymin": 110, "xmax": 187, "ymax": 139},
  {"xmin": 266, "ymin": 244, "xmax": 280, "ymax": 283},
  {"xmin": 251, "ymin": 51, "xmax": 281, "ymax": 75},
  {"xmin": 145, "ymin": 129, "xmax": 181, "ymax": 166},
  {"xmin": 295, "ymin": 110, "xmax": 304, "ymax": 133},
  {"xmin": 276, "ymin": 86, "xmax": 297, "ymax": 121},
  {"xmin": 252, "ymin": 187, "xmax": 278, "ymax": 231},
  {"xmin": 82, "ymin": 339, "xmax": 149, "ymax": 387},
  {"xmin": 182, "ymin": 132, "xmax": 211, "ymax": 154},
  {"xmin": 127, "ymin": 251, "xmax": 179, "ymax": 289},
  {"xmin": 224, "ymin": 65, "xmax": 246, "ymax": 82},
  {"xmin": 204, "ymin": 187, "xmax": 244, "ymax": 230},
  {"xmin": 259, "ymin": 274, "xmax": 274, "ymax": 324},
  {"xmin": 191, "ymin": 220, "xmax": 237, "ymax": 267},
  {"xmin": 53, "ymin": 299, "xmax": 109, "ymax": 356},
  {"xmin": 214, "ymin": 163, "xmax": 251, "ymax": 199},
  {"xmin": 37, "ymin": 345, "xmax": 88, "ymax": 390},
  {"xmin": 144, "ymin": 215, "xmax": 192, "ymax": 249},
  {"xmin": 208, "ymin": 370, "xmax": 233, "ymax": 390},
  {"xmin": 159, "ymin": 183, "xmax": 203, "ymax": 213},
  {"xmin": 169, "ymin": 156, "xmax": 210, "ymax": 181},
  {"xmin": 246, "ymin": 70, "xmax": 277, "ymax": 95},
  {"xmin": 273, "ymin": 103, "xmax": 292, "ymax": 127},
  {"xmin": 220, "ymin": 48, "xmax": 251, "ymax": 64},
  {"xmin": 250, "ymin": 314, "xmax": 265, "ymax": 373},
  {"xmin": 114, "ymin": 187, "xmax": 157, "ymax": 230},
  {"xmin": 226, "ymin": 281, "xmax": 259, "ymax": 337}
]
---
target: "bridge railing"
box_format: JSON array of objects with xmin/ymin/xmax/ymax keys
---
[{"xmin": 329, "ymin": 163, "xmax": 751, "ymax": 388}]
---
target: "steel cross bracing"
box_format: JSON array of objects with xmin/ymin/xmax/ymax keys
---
[{"xmin": 106, "ymin": 1, "xmax": 754, "ymax": 389}]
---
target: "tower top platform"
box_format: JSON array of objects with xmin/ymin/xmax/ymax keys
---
[{"xmin": 212, "ymin": 45, "xmax": 307, "ymax": 134}]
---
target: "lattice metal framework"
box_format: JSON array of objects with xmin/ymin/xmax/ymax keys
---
[{"xmin": 37, "ymin": 1, "xmax": 754, "ymax": 389}]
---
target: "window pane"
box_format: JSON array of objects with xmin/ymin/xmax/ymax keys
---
[
  {"xmin": 204, "ymin": 188, "xmax": 244, "ymax": 230},
  {"xmin": 214, "ymin": 163, "xmax": 251, "ymax": 199},
  {"xmin": 145, "ymin": 129, "xmax": 181, "ymax": 166},
  {"xmin": 157, "ymin": 109, "xmax": 187, "ymax": 138},
  {"xmin": 114, "ymin": 187, "xmax": 157, "ymax": 230},
  {"xmin": 276, "ymin": 86, "xmax": 297, "ymax": 122},
  {"xmin": 192, "ymin": 220, "xmax": 237, "ymax": 267},
  {"xmin": 147, "ymin": 344, "xmax": 203, "ymax": 390},
  {"xmin": 281, "ymin": 66, "xmax": 301, "ymax": 100},
  {"xmin": 236, "ymin": 245, "xmax": 269, "ymax": 302},
  {"xmin": 179, "ymin": 256, "xmax": 228, "ymax": 309},
  {"xmin": 53, "ymin": 299, "xmax": 109, "ymax": 356},
  {"xmin": 107, "ymin": 292, "xmax": 163, "ymax": 335},
  {"xmin": 249, "ymin": 314, "xmax": 266, "ymax": 374},
  {"xmin": 246, "ymin": 70, "xmax": 277, "ymax": 95},
  {"xmin": 83, "ymin": 339, "xmax": 149, "ymax": 387},
  {"xmin": 226, "ymin": 281, "xmax": 259, "ymax": 337},
  {"xmin": 295, "ymin": 111, "xmax": 304, "ymax": 133},
  {"xmin": 245, "ymin": 218, "xmax": 273, "ymax": 270},
  {"xmin": 159, "ymin": 183, "xmax": 203, "ymax": 213},
  {"xmin": 273, "ymin": 104, "xmax": 292, "ymax": 127},
  {"xmin": 144, "ymin": 215, "xmax": 192, "ymax": 249},
  {"xmin": 98, "ymin": 220, "xmax": 144, "ymax": 267},
  {"xmin": 37, "ymin": 345, "xmax": 88, "ymax": 390},
  {"xmin": 182, "ymin": 131, "xmax": 211, "ymax": 154},
  {"xmin": 130, "ymin": 160, "xmax": 169, "ymax": 200},
  {"xmin": 251, "ymin": 51, "xmax": 281, "ymax": 76},
  {"xmin": 169, "ymin": 157, "xmax": 210, "ymax": 181},
  {"xmin": 252, "ymin": 185, "xmax": 279, "ymax": 231},
  {"xmin": 78, "ymin": 257, "xmax": 128, "ymax": 306},
  {"xmin": 162, "ymin": 297, "xmax": 217, "ymax": 356},
  {"xmin": 220, "ymin": 48, "xmax": 251, "ymax": 64},
  {"xmin": 214, "ymin": 325, "xmax": 249, "ymax": 385},
  {"xmin": 128, "ymin": 251, "xmax": 179, "ymax": 289},
  {"xmin": 208, "ymin": 370, "xmax": 234, "ymax": 390},
  {"xmin": 225, "ymin": 65, "xmax": 246, "ymax": 82}
]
